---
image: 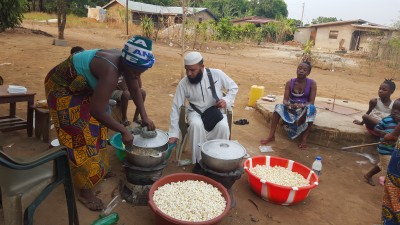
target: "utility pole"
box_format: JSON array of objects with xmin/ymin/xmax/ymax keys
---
[
  {"xmin": 300, "ymin": 2, "xmax": 305, "ymax": 26},
  {"xmin": 126, "ymin": 0, "xmax": 129, "ymax": 35},
  {"xmin": 181, "ymin": 0, "xmax": 186, "ymax": 78}
]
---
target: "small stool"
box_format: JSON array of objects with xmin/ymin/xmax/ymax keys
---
[{"xmin": 34, "ymin": 107, "xmax": 51, "ymax": 143}]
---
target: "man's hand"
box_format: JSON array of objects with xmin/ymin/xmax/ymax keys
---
[
  {"xmin": 142, "ymin": 118, "xmax": 155, "ymax": 131},
  {"xmin": 353, "ymin": 119, "xmax": 363, "ymax": 125},
  {"xmin": 168, "ymin": 137, "xmax": 179, "ymax": 145},
  {"xmin": 216, "ymin": 99, "xmax": 227, "ymax": 109}
]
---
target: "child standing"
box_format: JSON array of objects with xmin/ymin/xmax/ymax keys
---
[
  {"xmin": 382, "ymin": 120, "xmax": 400, "ymax": 224},
  {"xmin": 364, "ymin": 99, "xmax": 400, "ymax": 186},
  {"xmin": 354, "ymin": 79, "xmax": 396, "ymax": 135}
]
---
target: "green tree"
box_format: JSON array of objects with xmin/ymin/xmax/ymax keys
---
[
  {"xmin": 0, "ymin": 0, "xmax": 27, "ymax": 32},
  {"xmin": 393, "ymin": 13, "xmax": 400, "ymax": 29},
  {"xmin": 193, "ymin": 0, "xmax": 250, "ymax": 19},
  {"xmin": 252, "ymin": 0, "xmax": 288, "ymax": 18},
  {"xmin": 57, "ymin": 0, "xmax": 67, "ymax": 39},
  {"xmin": 311, "ymin": 16, "xmax": 338, "ymax": 24}
]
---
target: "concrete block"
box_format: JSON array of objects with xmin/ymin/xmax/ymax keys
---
[{"xmin": 53, "ymin": 39, "xmax": 68, "ymax": 46}]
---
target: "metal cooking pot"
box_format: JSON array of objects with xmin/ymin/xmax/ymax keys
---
[
  {"xmin": 201, "ymin": 139, "xmax": 247, "ymax": 173},
  {"xmin": 126, "ymin": 129, "xmax": 174, "ymax": 168}
]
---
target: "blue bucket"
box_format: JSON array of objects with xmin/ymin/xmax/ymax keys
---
[{"xmin": 110, "ymin": 132, "xmax": 126, "ymax": 161}]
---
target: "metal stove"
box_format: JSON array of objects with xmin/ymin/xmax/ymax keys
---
[
  {"xmin": 192, "ymin": 160, "xmax": 244, "ymax": 208},
  {"xmin": 119, "ymin": 160, "xmax": 167, "ymax": 205}
]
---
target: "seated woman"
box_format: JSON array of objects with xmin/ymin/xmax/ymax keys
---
[
  {"xmin": 261, "ymin": 61, "xmax": 317, "ymax": 149},
  {"xmin": 353, "ymin": 79, "xmax": 395, "ymax": 136}
]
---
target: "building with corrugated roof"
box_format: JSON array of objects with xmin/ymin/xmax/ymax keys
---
[
  {"xmin": 294, "ymin": 19, "xmax": 398, "ymax": 52},
  {"xmin": 103, "ymin": 0, "xmax": 217, "ymax": 27}
]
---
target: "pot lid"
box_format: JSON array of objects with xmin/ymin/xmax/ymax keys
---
[
  {"xmin": 133, "ymin": 129, "xmax": 168, "ymax": 148},
  {"xmin": 202, "ymin": 139, "xmax": 246, "ymax": 160}
]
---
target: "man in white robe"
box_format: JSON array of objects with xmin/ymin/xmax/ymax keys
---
[{"xmin": 168, "ymin": 51, "xmax": 239, "ymax": 164}]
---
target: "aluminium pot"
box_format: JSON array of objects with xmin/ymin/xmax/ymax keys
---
[
  {"xmin": 125, "ymin": 129, "xmax": 174, "ymax": 168},
  {"xmin": 201, "ymin": 139, "xmax": 247, "ymax": 173}
]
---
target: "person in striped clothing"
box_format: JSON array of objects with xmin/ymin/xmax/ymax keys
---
[{"xmin": 364, "ymin": 99, "xmax": 400, "ymax": 186}]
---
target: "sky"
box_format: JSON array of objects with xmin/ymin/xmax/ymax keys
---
[{"xmin": 284, "ymin": 0, "xmax": 400, "ymax": 26}]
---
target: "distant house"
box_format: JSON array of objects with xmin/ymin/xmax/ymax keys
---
[
  {"xmin": 103, "ymin": 0, "xmax": 217, "ymax": 27},
  {"xmin": 294, "ymin": 19, "xmax": 397, "ymax": 52},
  {"xmin": 231, "ymin": 16, "xmax": 275, "ymax": 27}
]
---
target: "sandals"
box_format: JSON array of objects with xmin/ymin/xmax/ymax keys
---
[
  {"xmin": 121, "ymin": 119, "xmax": 131, "ymax": 127},
  {"xmin": 77, "ymin": 195, "xmax": 104, "ymax": 211},
  {"xmin": 234, "ymin": 119, "xmax": 249, "ymax": 125}
]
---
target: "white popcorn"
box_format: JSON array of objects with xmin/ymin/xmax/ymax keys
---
[
  {"xmin": 249, "ymin": 165, "xmax": 309, "ymax": 187},
  {"xmin": 153, "ymin": 180, "xmax": 226, "ymax": 222}
]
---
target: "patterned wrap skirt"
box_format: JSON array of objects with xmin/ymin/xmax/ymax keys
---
[
  {"xmin": 44, "ymin": 57, "xmax": 109, "ymax": 190},
  {"xmin": 382, "ymin": 144, "xmax": 400, "ymax": 224},
  {"xmin": 274, "ymin": 104, "xmax": 317, "ymax": 139}
]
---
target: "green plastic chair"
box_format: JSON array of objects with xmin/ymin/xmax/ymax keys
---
[{"xmin": 0, "ymin": 146, "xmax": 79, "ymax": 225}]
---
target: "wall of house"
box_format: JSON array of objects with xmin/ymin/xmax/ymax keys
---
[
  {"xmin": 294, "ymin": 28, "xmax": 312, "ymax": 44},
  {"xmin": 188, "ymin": 11, "xmax": 214, "ymax": 23},
  {"xmin": 105, "ymin": 3, "xmax": 125, "ymax": 23},
  {"xmin": 314, "ymin": 25, "xmax": 354, "ymax": 50}
]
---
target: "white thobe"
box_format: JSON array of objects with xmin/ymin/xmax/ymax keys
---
[{"xmin": 168, "ymin": 68, "xmax": 238, "ymax": 163}]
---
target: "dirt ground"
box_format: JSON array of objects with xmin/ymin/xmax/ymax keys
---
[{"xmin": 1, "ymin": 21, "xmax": 399, "ymax": 225}]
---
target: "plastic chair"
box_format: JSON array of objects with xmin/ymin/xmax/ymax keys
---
[
  {"xmin": 0, "ymin": 146, "xmax": 79, "ymax": 225},
  {"xmin": 175, "ymin": 105, "xmax": 233, "ymax": 163}
]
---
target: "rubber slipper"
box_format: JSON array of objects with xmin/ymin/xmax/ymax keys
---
[
  {"xmin": 104, "ymin": 170, "xmax": 116, "ymax": 179},
  {"xmin": 121, "ymin": 120, "xmax": 131, "ymax": 127},
  {"xmin": 77, "ymin": 196, "xmax": 104, "ymax": 211},
  {"xmin": 234, "ymin": 119, "xmax": 246, "ymax": 125}
]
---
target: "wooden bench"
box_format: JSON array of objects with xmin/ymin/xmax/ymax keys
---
[{"xmin": 33, "ymin": 107, "xmax": 51, "ymax": 143}]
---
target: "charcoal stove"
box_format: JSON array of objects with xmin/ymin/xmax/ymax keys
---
[
  {"xmin": 119, "ymin": 160, "xmax": 167, "ymax": 205},
  {"xmin": 192, "ymin": 160, "xmax": 244, "ymax": 208}
]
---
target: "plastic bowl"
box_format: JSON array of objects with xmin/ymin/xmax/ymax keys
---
[
  {"xmin": 109, "ymin": 132, "xmax": 176, "ymax": 162},
  {"xmin": 148, "ymin": 173, "xmax": 231, "ymax": 225},
  {"xmin": 243, "ymin": 155, "xmax": 319, "ymax": 206},
  {"xmin": 109, "ymin": 132, "xmax": 126, "ymax": 161}
]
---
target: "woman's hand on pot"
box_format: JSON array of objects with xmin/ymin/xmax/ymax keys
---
[
  {"xmin": 168, "ymin": 137, "xmax": 179, "ymax": 145},
  {"xmin": 142, "ymin": 118, "xmax": 155, "ymax": 131},
  {"xmin": 122, "ymin": 130, "xmax": 134, "ymax": 148}
]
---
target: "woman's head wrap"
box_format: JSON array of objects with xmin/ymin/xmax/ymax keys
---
[{"xmin": 122, "ymin": 36, "xmax": 155, "ymax": 70}]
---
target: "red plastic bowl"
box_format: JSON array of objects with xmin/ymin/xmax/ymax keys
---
[
  {"xmin": 243, "ymin": 155, "xmax": 319, "ymax": 205},
  {"xmin": 148, "ymin": 173, "xmax": 231, "ymax": 225}
]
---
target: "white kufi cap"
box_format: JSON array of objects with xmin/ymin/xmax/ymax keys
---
[{"xmin": 184, "ymin": 51, "xmax": 203, "ymax": 65}]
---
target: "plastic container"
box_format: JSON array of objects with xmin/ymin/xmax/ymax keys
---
[
  {"xmin": 243, "ymin": 155, "xmax": 319, "ymax": 205},
  {"xmin": 248, "ymin": 85, "xmax": 264, "ymax": 107},
  {"xmin": 312, "ymin": 156, "xmax": 322, "ymax": 177},
  {"xmin": 101, "ymin": 195, "xmax": 122, "ymax": 217},
  {"xmin": 148, "ymin": 173, "xmax": 231, "ymax": 225},
  {"xmin": 109, "ymin": 133, "xmax": 126, "ymax": 161},
  {"xmin": 90, "ymin": 212, "xmax": 119, "ymax": 225}
]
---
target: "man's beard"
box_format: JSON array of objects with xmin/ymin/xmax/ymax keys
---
[{"xmin": 188, "ymin": 70, "xmax": 203, "ymax": 84}]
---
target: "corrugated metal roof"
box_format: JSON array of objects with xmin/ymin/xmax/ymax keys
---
[
  {"xmin": 104, "ymin": 0, "xmax": 207, "ymax": 15},
  {"xmin": 296, "ymin": 19, "xmax": 395, "ymax": 31},
  {"xmin": 231, "ymin": 16, "xmax": 275, "ymax": 23},
  {"xmin": 352, "ymin": 24, "xmax": 395, "ymax": 31}
]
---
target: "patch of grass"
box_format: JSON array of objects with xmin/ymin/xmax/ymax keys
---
[{"xmin": 23, "ymin": 12, "xmax": 56, "ymax": 21}]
